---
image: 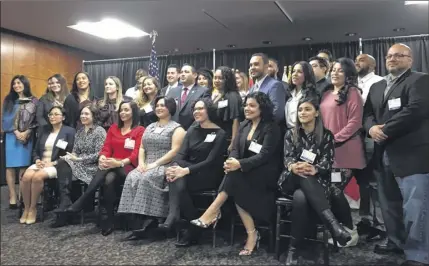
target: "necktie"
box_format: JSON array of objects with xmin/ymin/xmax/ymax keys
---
[
  {"xmin": 254, "ymin": 83, "xmax": 260, "ymax": 92},
  {"xmin": 181, "ymin": 87, "xmax": 188, "ymax": 105}
]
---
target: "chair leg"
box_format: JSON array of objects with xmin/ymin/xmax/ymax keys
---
[
  {"xmin": 275, "ymin": 204, "xmax": 282, "ymax": 260},
  {"xmin": 323, "ymin": 227, "xmax": 329, "ymax": 266},
  {"xmin": 211, "ymin": 194, "xmax": 216, "ymax": 248},
  {"xmin": 40, "ymin": 186, "xmax": 45, "ymax": 222},
  {"xmin": 230, "ymin": 212, "xmax": 235, "ymax": 246},
  {"xmin": 80, "ymin": 184, "xmax": 85, "ymax": 225}
]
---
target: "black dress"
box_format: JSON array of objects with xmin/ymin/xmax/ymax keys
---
[
  {"xmin": 139, "ymin": 101, "xmax": 158, "ymax": 128},
  {"xmin": 213, "ymin": 91, "xmax": 242, "ymax": 140},
  {"xmin": 63, "ymin": 94, "xmax": 94, "ymax": 129},
  {"xmin": 173, "ymin": 124, "xmax": 228, "ymax": 191},
  {"xmin": 219, "ymin": 120, "xmax": 281, "ymax": 222},
  {"xmin": 97, "ymin": 96, "xmax": 132, "ymax": 131}
]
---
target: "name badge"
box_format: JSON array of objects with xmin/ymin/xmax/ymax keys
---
[
  {"xmin": 331, "ymin": 172, "xmax": 342, "ymax": 183},
  {"xmin": 154, "ymin": 127, "xmax": 164, "ymax": 134},
  {"xmin": 56, "ymin": 139, "xmax": 68, "ymax": 150},
  {"xmin": 249, "ymin": 141, "xmax": 262, "ymax": 154},
  {"xmin": 204, "ymin": 133, "xmax": 216, "ymax": 143},
  {"xmin": 143, "ymin": 105, "xmax": 153, "ymax": 113},
  {"xmin": 388, "ymin": 98, "xmax": 401, "ymax": 111},
  {"xmin": 300, "ymin": 149, "xmax": 316, "ymax": 164},
  {"xmin": 218, "ymin": 100, "xmax": 228, "ymax": 109},
  {"xmin": 124, "ymin": 138, "xmax": 135, "ymax": 150}
]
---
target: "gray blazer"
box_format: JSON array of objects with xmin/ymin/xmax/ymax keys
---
[
  {"xmin": 161, "ymin": 83, "xmax": 182, "ymax": 96},
  {"xmin": 166, "ymin": 85, "xmax": 210, "ymax": 130}
]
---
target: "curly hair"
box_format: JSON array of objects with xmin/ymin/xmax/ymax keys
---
[
  {"xmin": 287, "ymin": 61, "xmax": 317, "ymax": 97},
  {"xmin": 244, "ymin": 91, "xmax": 274, "ymax": 122},
  {"xmin": 323, "ymin": 57, "xmax": 361, "ymax": 106},
  {"xmin": 191, "ymin": 98, "xmax": 218, "ymax": 122},
  {"xmin": 215, "ymin": 66, "xmax": 238, "ymax": 93}
]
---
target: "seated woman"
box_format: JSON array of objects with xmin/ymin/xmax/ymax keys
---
[
  {"xmin": 161, "ymin": 98, "xmax": 228, "ymax": 246},
  {"xmin": 190, "ymin": 92, "xmax": 281, "ymax": 255},
  {"xmin": 278, "ymin": 96, "xmax": 351, "ymax": 265},
  {"xmin": 51, "ymin": 105, "xmax": 106, "ymax": 228},
  {"xmin": 117, "ymin": 96, "xmax": 185, "ymax": 239},
  {"xmin": 20, "ymin": 106, "xmax": 75, "ymax": 224},
  {"xmin": 61, "ymin": 101, "xmax": 145, "ymax": 236}
]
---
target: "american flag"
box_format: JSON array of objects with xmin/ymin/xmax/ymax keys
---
[{"xmin": 148, "ymin": 42, "xmax": 159, "ymax": 80}]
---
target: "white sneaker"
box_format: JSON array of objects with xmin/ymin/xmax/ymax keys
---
[{"xmin": 328, "ymin": 226, "xmax": 359, "ymax": 247}]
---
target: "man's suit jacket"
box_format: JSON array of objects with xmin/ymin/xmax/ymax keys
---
[
  {"xmin": 363, "ymin": 69, "xmax": 429, "ymax": 177},
  {"xmin": 250, "ymin": 76, "xmax": 286, "ymax": 122},
  {"xmin": 166, "ymin": 85, "xmax": 210, "ymax": 130},
  {"xmin": 161, "ymin": 83, "xmax": 182, "ymax": 96},
  {"xmin": 33, "ymin": 125, "xmax": 75, "ymax": 163}
]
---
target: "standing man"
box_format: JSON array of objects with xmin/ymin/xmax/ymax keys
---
[
  {"xmin": 167, "ymin": 64, "xmax": 210, "ymax": 130},
  {"xmin": 356, "ymin": 54, "xmax": 384, "ymax": 104},
  {"xmin": 268, "ymin": 57, "xmax": 289, "ymax": 91},
  {"xmin": 364, "ymin": 43, "xmax": 429, "ymax": 265},
  {"xmin": 309, "ymin": 56, "xmax": 330, "ymax": 95},
  {"xmin": 125, "ymin": 69, "xmax": 148, "ymax": 99},
  {"xmin": 249, "ymin": 53, "xmax": 285, "ymax": 123},
  {"xmin": 161, "ymin": 64, "xmax": 181, "ymax": 96}
]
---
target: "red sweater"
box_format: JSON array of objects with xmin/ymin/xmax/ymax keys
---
[{"xmin": 99, "ymin": 124, "xmax": 145, "ymax": 173}]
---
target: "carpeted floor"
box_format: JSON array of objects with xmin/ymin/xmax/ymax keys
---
[{"xmin": 0, "ymin": 186, "xmax": 404, "ymax": 265}]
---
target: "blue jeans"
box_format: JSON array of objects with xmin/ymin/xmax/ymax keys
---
[{"xmin": 395, "ymin": 174, "xmax": 429, "ymax": 264}]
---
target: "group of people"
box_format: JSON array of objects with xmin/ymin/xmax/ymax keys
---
[{"xmin": 1, "ymin": 42, "xmax": 428, "ymax": 266}]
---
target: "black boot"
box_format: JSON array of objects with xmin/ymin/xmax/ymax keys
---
[
  {"xmin": 321, "ymin": 209, "xmax": 351, "ymax": 246},
  {"xmin": 175, "ymin": 225, "xmax": 201, "ymax": 247}
]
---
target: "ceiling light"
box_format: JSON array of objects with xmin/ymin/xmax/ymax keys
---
[
  {"xmin": 345, "ymin": 32, "xmax": 357, "ymax": 37},
  {"xmin": 262, "ymin": 41, "xmax": 272, "ymax": 45},
  {"xmin": 393, "ymin": 27, "xmax": 406, "ymax": 32},
  {"xmin": 68, "ymin": 18, "xmax": 149, "ymax": 40},
  {"xmin": 302, "ymin": 37, "xmax": 312, "ymax": 41},
  {"xmin": 173, "ymin": 48, "xmax": 179, "ymax": 52},
  {"xmin": 196, "ymin": 48, "xmax": 203, "ymax": 51},
  {"xmin": 227, "ymin": 44, "xmax": 236, "ymax": 48},
  {"xmin": 404, "ymin": 1, "xmax": 428, "ymax": 5}
]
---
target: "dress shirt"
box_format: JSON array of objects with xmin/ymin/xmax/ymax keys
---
[{"xmin": 358, "ymin": 72, "xmax": 383, "ymax": 104}]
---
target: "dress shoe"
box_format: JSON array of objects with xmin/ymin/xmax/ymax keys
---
[
  {"xmin": 321, "ymin": 209, "xmax": 352, "ymax": 246},
  {"xmin": 175, "ymin": 228, "xmax": 199, "ymax": 247},
  {"xmin": 122, "ymin": 231, "xmax": 146, "ymax": 241},
  {"xmin": 101, "ymin": 227, "xmax": 114, "ymax": 236},
  {"xmin": 401, "ymin": 260, "xmax": 426, "ymax": 266},
  {"xmin": 50, "ymin": 215, "xmax": 68, "ymax": 228},
  {"xmin": 374, "ymin": 240, "xmax": 403, "ymax": 255},
  {"xmin": 9, "ymin": 203, "xmax": 18, "ymax": 210}
]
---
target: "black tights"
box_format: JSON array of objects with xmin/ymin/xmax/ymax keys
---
[
  {"xmin": 55, "ymin": 160, "xmax": 73, "ymax": 210},
  {"xmin": 330, "ymin": 168, "xmax": 354, "ymax": 229},
  {"xmin": 165, "ymin": 177, "xmax": 198, "ymax": 223}
]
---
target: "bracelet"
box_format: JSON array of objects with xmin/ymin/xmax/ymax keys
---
[{"xmin": 120, "ymin": 160, "xmax": 125, "ymax": 168}]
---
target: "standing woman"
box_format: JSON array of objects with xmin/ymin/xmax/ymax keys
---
[
  {"xmin": 36, "ymin": 74, "xmax": 69, "ymax": 128},
  {"xmin": 20, "ymin": 106, "xmax": 75, "ymax": 224},
  {"xmin": 2, "ymin": 75, "xmax": 38, "ymax": 208},
  {"xmin": 197, "ymin": 68, "xmax": 215, "ymax": 99},
  {"xmin": 64, "ymin": 71, "xmax": 94, "ymax": 128},
  {"xmin": 213, "ymin": 66, "xmax": 242, "ymax": 151},
  {"xmin": 97, "ymin": 76, "xmax": 131, "ymax": 131},
  {"xmin": 62, "ymin": 101, "xmax": 145, "ymax": 236},
  {"xmin": 236, "ymin": 71, "xmax": 250, "ymax": 102},
  {"xmin": 320, "ymin": 57, "xmax": 365, "ymax": 247},
  {"xmin": 136, "ymin": 77, "xmax": 159, "ymax": 127}
]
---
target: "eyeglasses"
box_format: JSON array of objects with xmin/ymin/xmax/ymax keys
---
[
  {"xmin": 385, "ymin": 54, "xmax": 411, "ymax": 60},
  {"xmin": 48, "ymin": 113, "xmax": 62, "ymax": 117}
]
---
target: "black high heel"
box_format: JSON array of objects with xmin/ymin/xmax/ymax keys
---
[
  {"xmin": 239, "ymin": 229, "xmax": 260, "ymax": 256},
  {"xmin": 158, "ymin": 217, "xmax": 179, "ymax": 231},
  {"xmin": 190, "ymin": 212, "xmax": 221, "ymax": 229}
]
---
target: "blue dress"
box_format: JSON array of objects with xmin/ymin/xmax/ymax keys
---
[{"xmin": 2, "ymin": 102, "xmax": 33, "ymax": 168}]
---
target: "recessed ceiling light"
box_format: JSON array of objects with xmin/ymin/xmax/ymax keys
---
[
  {"xmin": 173, "ymin": 48, "xmax": 179, "ymax": 52},
  {"xmin": 393, "ymin": 27, "xmax": 406, "ymax": 32},
  {"xmin": 345, "ymin": 32, "xmax": 357, "ymax": 37},
  {"xmin": 68, "ymin": 18, "xmax": 149, "ymax": 40},
  {"xmin": 262, "ymin": 41, "xmax": 272, "ymax": 45},
  {"xmin": 404, "ymin": 1, "xmax": 428, "ymax": 5},
  {"xmin": 302, "ymin": 37, "xmax": 312, "ymax": 41},
  {"xmin": 196, "ymin": 48, "xmax": 203, "ymax": 51},
  {"xmin": 227, "ymin": 44, "xmax": 236, "ymax": 48}
]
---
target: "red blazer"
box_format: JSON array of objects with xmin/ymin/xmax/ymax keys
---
[{"xmin": 99, "ymin": 124, "xmax": 145, "ymax": 173}]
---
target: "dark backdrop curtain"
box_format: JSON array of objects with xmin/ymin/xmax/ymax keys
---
[{"xmin": 362, "ymin": 35, "xmax": 429, "ymax": 76}]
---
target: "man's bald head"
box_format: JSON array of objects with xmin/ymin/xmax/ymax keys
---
[
  {"xmin": 355, "ymin": 54, "xmax": 377, "ymax": 77},
  {"xmin": 386, "ymin": 43, "xmax": 413, "ymax": 76}
]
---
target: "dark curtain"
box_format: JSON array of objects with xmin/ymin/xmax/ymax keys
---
[
  {"xmin": 362, "ymin": 35, "xmax": 429, "ymax": 76},
  {"xmin": 84, "ymin": 60, "xmax": 127, "ymax": 99}
]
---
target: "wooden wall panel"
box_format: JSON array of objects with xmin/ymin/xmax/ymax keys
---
[
  {"xmin": 0, "ymin": 33, "xmax": 13, "ymax": 75},
  {"xmin": 12, "ymin": 37, "xmax": 37, "ymax": 79}
]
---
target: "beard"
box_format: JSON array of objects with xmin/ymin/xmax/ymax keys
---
[{"xmin": 358, "ymin": 66, "xmax": 370, "ymax": 77}]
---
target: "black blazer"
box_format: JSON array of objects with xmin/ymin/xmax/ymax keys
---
[
  {"xmin": 36, "ymin": 95, "xmax": 55, "ymax": 128},
  {"xmin": 32, "ymin": 125, "xmax": 75, "ymax": 163},
  {"xmin": 229, "ymin": 120, "xmax": 281, "ymax": 174},
  {"xmin": 363, "ymin": 70, "xmax": 429, "ymax": 177}
]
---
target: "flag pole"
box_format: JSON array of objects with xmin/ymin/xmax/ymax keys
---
[{"xmin": 213, "ymin": 48, "xmax": 216, "ymax": 71}]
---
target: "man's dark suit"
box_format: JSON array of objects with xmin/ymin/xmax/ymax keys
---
[
  {"xmin": 166, "ymin": 84, "xmax": 210, "ymax": 130},
  {"xmin": 250, "ymin": 76, "xmax": 286, "ymax": 123},
  {"xmin": 363, "ymin": 69, "xmax": 429, "ymax": 248}
]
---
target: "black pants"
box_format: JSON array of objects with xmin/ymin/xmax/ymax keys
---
[
  {"xmin": 70, "ymin": 167, "xmax": 126, "ymax": 224},
  {"xmin": 55, "ymin": 160, "xmax": 73, "ymax": 211},
  {"xmin": 282, "ymin": 174, "xmax": 330, "ymax": 244}
]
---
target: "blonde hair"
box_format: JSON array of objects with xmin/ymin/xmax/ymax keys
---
[
  {"xmin": 236, "ymin": 72, "xmax": 249, "ymax": 92},
  {"xmin": 99, "ymin": 76, "xmax": 124, "ymax": 111},
  {"xmin": 135, "ymin": 76, "xmax": 159, "ymax": 109}
]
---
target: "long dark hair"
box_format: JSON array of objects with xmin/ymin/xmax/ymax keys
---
[
  {"xmin": 244, "ymin": 92, "xmax": 274, "ymax": 122},
  {"xmin": 3, "ymin": 75, "xmax": 33, "ymax": 113},
  {"xmin": 287, "ymin": 61, "xmax": 317, "ymax": 97},
  {"xmin": 71, "ymin": 71, "xmax": 93, "ymax": 103},
  {"xmin": 80, "ymin": 104, "xmax": 101, "ymax": 126},
  {"xmin": 197, "ymin": 68, "xmax": 213, "ymax": 91},
  {"xmin": 323, "ymin": 57, "xmax": 361, "ymax": 105},
  {"xmin": 216, "ymin": 66, "xmax": 238, "ymax": 93},
  {"xmin": 45, "ymin": 74, "xmax": 69, "ymax": 103},
  {"xmin": 293, "ymin": 94, "xmax": 324, "ymax": 147},
  {"xmin": 117, "ymin": 101, "xmax": 139, "ymax": 129}
]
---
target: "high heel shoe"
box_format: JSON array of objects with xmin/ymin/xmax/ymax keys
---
[
  {"xmin": 20, "ymin": 210, "xmax": 29, "ymax": 224},
  {"xmin": 190, "ymin": 212, "xmax": 221, "ymax": 229},
  {"xmin": 158, "ymin": 217, "xmax": 179, "ymax": 231},
  {"xmin": 320, "ymin": 209, "xmax": 351, "ymax": 246},
  {"xmin": 25, "ymin": 210, "xmax": 37, "ymax": 225},
  {"xmin": 239, "ymin": 229, "xmax": 260, "ymax": 256}
]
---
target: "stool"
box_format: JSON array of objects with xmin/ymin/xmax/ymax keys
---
[
  {"xmin": 275, "ymin": 197, "xmax": 336, "ymax": 266},
  {"xmin": 177, "ymin": 189, "xmax": 218, "ymax": 248}
]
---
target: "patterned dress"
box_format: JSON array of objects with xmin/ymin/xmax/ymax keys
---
[
  {"xmin": 118, "ymin": 120, "xmax": 181, "ymax": 217},
  {"xmin": 63, "ymin": 126, "xmax": 106, "ymax": 184}
]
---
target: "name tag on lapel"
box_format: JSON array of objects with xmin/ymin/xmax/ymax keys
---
[
  {"xmin": 154, "ymin": 127, "xmax": 164, "ymax": 134},
  {"xmin": 249, "ymin": 141, "xmax": 262, "ymax": 154},
  {"xmin": 204, "ymin": 133, "xmax": 216, "ymax": 143},
  {"xmin": 143, "ymin": 105, "xmax": 153, "ymax": 113},
  {"xmin": 56, "ymin": 139, "xmax": 68, "ymax": 150},
  {"xmin": 388, "ymin": 98, "xmax": 401, "ymax": 110},
  {"xmin": 124, "ymin": 138, "xmax": 135, "ymax": 149},
  {"xmin": 300, "ymin": 149, "xmax": 316, "ymax": 164},
  {"xmin": 331, "ymin": 172, "xmax": 342, "ymax": 183},
  {"xmin": 218, "ymin": 100, "xmax": 228, "ymax": 109}
]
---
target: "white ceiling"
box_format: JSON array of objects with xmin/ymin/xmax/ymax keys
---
[{"xmin": 1, "ymin": 0, "xmax": 428, "ymax": 59}]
